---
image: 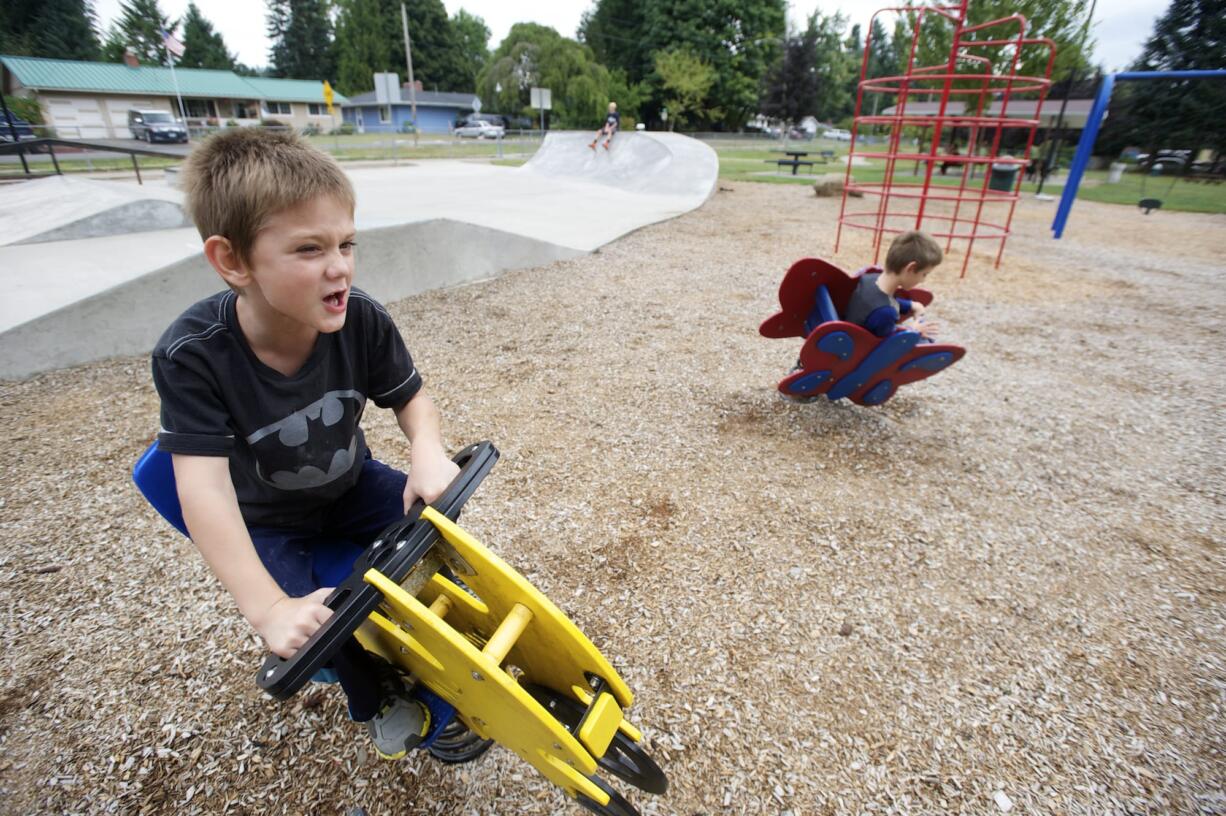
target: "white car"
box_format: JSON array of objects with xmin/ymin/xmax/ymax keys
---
[
  {"xmin": 822, "ymin": 128, "xmax": 852, "ymax": 142},
  {"xmin": 455, "ymin": 120, "xmax": 505, "ymax": 139}
]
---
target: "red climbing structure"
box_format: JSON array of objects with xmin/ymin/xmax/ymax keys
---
[{"xmin": 834, "ymin": 1, "xmax": 1057, "ymax": 276}]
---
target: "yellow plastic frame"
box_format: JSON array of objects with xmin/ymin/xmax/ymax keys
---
[{"xmin": 354, "ymin": 506, "xmax": 643, "ymax": 806}]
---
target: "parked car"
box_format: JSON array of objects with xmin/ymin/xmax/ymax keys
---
[
  {"xmin": 822, "ymin": 128, "xmax": 852, "ymax": 142},
  {"xmin": 455, "ymin": 120, "xmax": 505, "ymax": 139},
  {"xmin": 0, "ymin": 115, "xmax": 36, "ymax": 143},
  {"xmin": 128, "ymin": 109, "xmax": 189, "ymax": 143}
]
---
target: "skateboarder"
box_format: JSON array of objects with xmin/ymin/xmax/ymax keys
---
[{"xmin": 589, "ymin": 102, "xmax": 620, "ymax": 150}]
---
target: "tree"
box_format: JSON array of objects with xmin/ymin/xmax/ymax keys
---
[
  {"xmin": 0, "ymin": 0, "xmax": 101, "ymax": 61},
  {"xmin": 451, "ymin": 9, "xmax": 490, "ymax": 93},
  {"xmin": 267, "ymin": 0, "xmax": 336, "ymax": 80},
  {"xmin": 1099, "ymin": 0, "xmax": 1226, "ymax": 156},
  {"xmin": 333, "ymin": 0, "xmax": 470, "ymax": 95},
  {"xmin": 579, "ymin": 0, "xmax": 785, "ymax": 129},
  {"xmin": 654, "ymin": 48, "xmax": 717, "ymax": 128},
  {"xmin": 334, "ymin": 0, "xmax": 393, "ymax": 95},
  {"xmin": 103, "ymin": 0, "xmax": 174, "ymax": 64},
  {"xmin": 909, "ymin": 0, "xmax": 1095, "ymax": 81},
  {"xmin": 476, "ymin": 23, "xmax": 616, "ymax": 127},
  {"xmin": 761, "ymin": 23, "xmax": 820, "ymax": 127},
  {"xmin": 179, "ymin": 3, "xmax": 237, "ymax": 70},
  {"xmin": 579, "ymin": 0, "xmax": 650, "ymax": 81},
  {"xmin": 641, "ymin": 0, "xmax": 785, "ymax": 130},
  {"xmin": 808, "ymin": 10, "xmax": 857, "ymax": 124}
]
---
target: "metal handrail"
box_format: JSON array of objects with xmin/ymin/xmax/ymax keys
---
[{"xmin": 0, "ymin": 138, "xmax": 185, "ymax": 184}]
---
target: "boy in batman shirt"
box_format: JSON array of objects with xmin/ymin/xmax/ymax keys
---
[{"xmin": 151, "ymin": 128, "xmax": 456, "ymax": 759}]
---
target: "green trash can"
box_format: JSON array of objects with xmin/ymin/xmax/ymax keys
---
[{"xmin": 989, "ymin": 162, "xmax": 1020, "ymax": 192}]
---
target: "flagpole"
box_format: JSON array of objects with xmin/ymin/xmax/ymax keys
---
[
  {"xmin": 166, "ymin": 56, "xmax": 186, "ymax": 121},
  {"xmin": 161, "ymin": 31, "xmax": 187, "ymax": 122}
]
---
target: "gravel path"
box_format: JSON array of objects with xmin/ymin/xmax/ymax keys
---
[{"xmin": 1, "ymin": 183, "xmax": 1223, "ymax": 815}]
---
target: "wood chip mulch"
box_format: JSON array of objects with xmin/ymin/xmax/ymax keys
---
[{"xmin": 1, "ymin": 182, "xmax": 1223, "ymax": 815}]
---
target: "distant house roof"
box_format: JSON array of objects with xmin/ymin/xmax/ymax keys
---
[
  {"xmin": 343, "ymin": 88, "xmax": 480, "ymax": 109},
  {"xmin": 241, "ymin": 76, "xmax": 347, "ymax": 104},
  {"xmin": 880, "ymin": 98, "xmax": 1093, "ymax": 127},
  {"xmin": 0, "ymin": 55, "xmax": 348, "ymax": 104}
]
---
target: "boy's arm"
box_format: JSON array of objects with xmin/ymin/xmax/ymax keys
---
[
  {"xmin": 394, "ymin": 390, "xmax": 460, "ymax": 510},
  {"xmin": 172, "ymin": 453, "xmax": 333, "ymax": 658}
]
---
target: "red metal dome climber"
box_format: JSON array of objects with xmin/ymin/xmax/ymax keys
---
[{"xmin": 835, "ymin": 1, "xmax": 1057, "ymax": 276}]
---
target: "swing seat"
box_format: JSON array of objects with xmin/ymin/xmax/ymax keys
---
[
  {"xmin": 131, "ymin": 440, "xmax": 666, "ymax": 816},
  {"xmin": 760, "ymin": 258, "xmax": 966, "ymax": 406}
]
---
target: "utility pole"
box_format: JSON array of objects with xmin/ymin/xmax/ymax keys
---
[
  {"xmin": 401, "ymin": 3, "xmax": 418, "ymax": 147},
  {"xmin": 1037, "ymin": 0, "xmax": 1097, "ymax": 196}
]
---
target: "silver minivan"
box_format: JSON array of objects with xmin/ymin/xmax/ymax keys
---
[{"xmin": 127, "ymin": 109, "xmax": 188, "ymax": 143}]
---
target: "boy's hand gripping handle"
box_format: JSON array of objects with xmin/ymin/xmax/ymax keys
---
[{"xmin": 255, "ymin": 441, "xmax": 500, "ymax": 699}]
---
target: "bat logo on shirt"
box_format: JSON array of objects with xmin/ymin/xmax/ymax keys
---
[{"xmin": 245, "ymin": 389, "xmax": 366, "ymax": 490}]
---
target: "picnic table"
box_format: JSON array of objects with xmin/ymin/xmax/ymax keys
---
[
  {"xmin": 766, "ymin": 150, "xmax": 815, "ymax": 175},
  {"xmin": 765, "ymin": 149, "xmax": 836, "ymax": 176}
]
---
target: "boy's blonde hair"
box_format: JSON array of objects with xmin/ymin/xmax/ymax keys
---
[
  {"xmin": 885, "ymin": 230, "xmax": 943, "ymax": 273},
  {"xmin": 181, "ymin": 128, "xmax": 355, "ymax": 264}
]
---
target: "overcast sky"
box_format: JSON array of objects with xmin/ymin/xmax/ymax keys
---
[{"xmin": 93, "ymin": 0, "xmax": 1168, "ymax": 77}]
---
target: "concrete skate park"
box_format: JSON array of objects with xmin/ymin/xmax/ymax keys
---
[{"xmin": 0, "ymin": 131, "xmax": 717, "ymax": 379}]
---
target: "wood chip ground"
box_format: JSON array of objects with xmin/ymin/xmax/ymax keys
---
[{"xmin": 1, "ymin": 182, "xmax": 1223, "ymax": 815}]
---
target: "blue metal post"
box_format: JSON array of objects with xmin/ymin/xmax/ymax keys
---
[
  {"xmin": 1052, "ymin": 74, "xmax": 1113, "ymax": 239},
  {"xmin": 1052, "ymin": 69, "xmax": 1226, "ymax": 239}
]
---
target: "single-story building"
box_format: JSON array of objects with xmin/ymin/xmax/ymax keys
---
[
  {"xmin": 342, "ymin": 84, "xmax": 481, "ymax": 134},
  {"xmin": 0, "ymin": 54, "xmax": 348, "ymax": 139},
  {"xmin": 879, "ymin": 99, "xmax": 1093, "ymax": 130}
]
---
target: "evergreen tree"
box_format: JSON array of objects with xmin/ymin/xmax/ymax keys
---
[
  {"xmin": 109, "ymin": 0, "xmax": 175, "ymax": 64},
  {"xmin": 267, "ymin": 0, "xmax": 336, "ymax": 80},
  {"xmin": 578, "ymin": 0, "xmax": 650, "ymax": 82},
  {"xmin": 0, "ymin": 0, "xmax": 101, "ymax": 61},
  {"xmin": 451, "ymin": 9, "xmax": 490, "ymax": 93},
  {"xmin": 1099, "ymin": 0, "xmax": 1226, "ymax": 156},
  {"xmin": 333, "ymin": 0, "xmax": 470, "ymax": 95},
  {"xmin": 761, "ymin": 22, "xmax": 821, "ymax": 127},
  {"xmin": 179, "ymin": 3, "xmax": 237, "ymax": 70},
  {"xmin": 400, "ymin": 0, "xmax": 468, "ymax": 92},
  {"xmin": 808, "ymin": 10, "xmax": 857, "ymax": 124},
  {"xmin": 334, "ymin": 0, "xmax": 394, "ymax": 96}
]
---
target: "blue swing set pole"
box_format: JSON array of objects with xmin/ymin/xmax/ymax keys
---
[{"xmin": 1052, "ymin": 68, "xmax": 1226, "ymax": 240}]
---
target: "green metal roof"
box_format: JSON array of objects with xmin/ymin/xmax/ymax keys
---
[
  {"xmin": 241, "ymin": 77, "xmax": 347, "ymax": 104},
  {"xmin": 0, "ymin": 55, "xmax": 347, "ymax": 103}
]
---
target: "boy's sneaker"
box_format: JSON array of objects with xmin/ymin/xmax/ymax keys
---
[
  {"xmin": 367, "ymin": 679, "xmax": 431, "ymax": 760},
  {"xmin": 588, "ymin": 141, "xmax": 596, "ymax": 150},
  {"xmin": 603, "ymin": 140, "xmax": 610, "ymax": 150}
]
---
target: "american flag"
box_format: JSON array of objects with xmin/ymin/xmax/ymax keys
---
[{"xmin": 160, "ymin": 29, "xmax": 185, "ymax": 59}]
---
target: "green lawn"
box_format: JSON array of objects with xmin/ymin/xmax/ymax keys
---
[{"xmin": 709, "ymin": 142, "xmax": 1226, "ymax": 214}]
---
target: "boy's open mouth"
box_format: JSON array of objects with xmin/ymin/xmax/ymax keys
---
[{"xmin": 323, "ymin": 290, "xmax": 347, "ymax": 310}]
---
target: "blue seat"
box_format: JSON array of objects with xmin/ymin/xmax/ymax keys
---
[{"xmin": 131, "ymin": 441, "xmax": 361, "ymax": 587}]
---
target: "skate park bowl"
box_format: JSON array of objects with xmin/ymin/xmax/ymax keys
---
[{"xmin": 0, "ymin": 132, "xmax": 716, "ymax": 379}]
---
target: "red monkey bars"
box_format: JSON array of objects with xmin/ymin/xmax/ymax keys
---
[{"xmin": 834, "ymin": 1, "xmax": 1056, "ymax": 276}]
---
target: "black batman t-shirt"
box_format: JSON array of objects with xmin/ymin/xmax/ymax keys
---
[{"xmin": 151, "ymin": 287, "xmax": 421, "ymax": 529}]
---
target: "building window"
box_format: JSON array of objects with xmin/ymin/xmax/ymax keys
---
[
  {"xmin": 308, "ymin": 103, "xmax": 328, "ymax": 116},
  {"xmin": 185, "ymin": 99, "xmax": 217, "ymax": 118},
  {"xmin": 234, "ymin": 101, "xmax": 258, "ymax": 119},
  {"xmin": 379, "ymin": 105, "xmax": 391, "ymax": 123},
  {"xmin": 264, "ymin": 101, "xmax": 292, "ymax": 115}
]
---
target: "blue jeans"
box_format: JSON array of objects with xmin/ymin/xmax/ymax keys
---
[{"xmin": 248, "ymin": 455, "xmax": 408, "ymax": 721}]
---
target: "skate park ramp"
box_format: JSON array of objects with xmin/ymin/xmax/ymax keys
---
[
  {"xmin": 520, "ymin": 131, "xmax": 718, "ymax": 199},
  {"xmin": 0, "ymin": 132, "xmax": 718, "ymax": 379},
  {"xmin": 0, "ymin": 175, "xmax": 188, "ymax": 246}
]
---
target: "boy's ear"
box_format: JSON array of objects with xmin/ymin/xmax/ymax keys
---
[
  {"xmin": 202, "ymin": 235, "xmax": 251, "ymax": 289},
  {"xmin": 899, "ymin": 260, "xmax": 919, "ymax": 277}
]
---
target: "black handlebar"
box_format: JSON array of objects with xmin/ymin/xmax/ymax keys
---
[{"xmin": 256, "ymin": 441, "xmax": 500, "ymax": 699}]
